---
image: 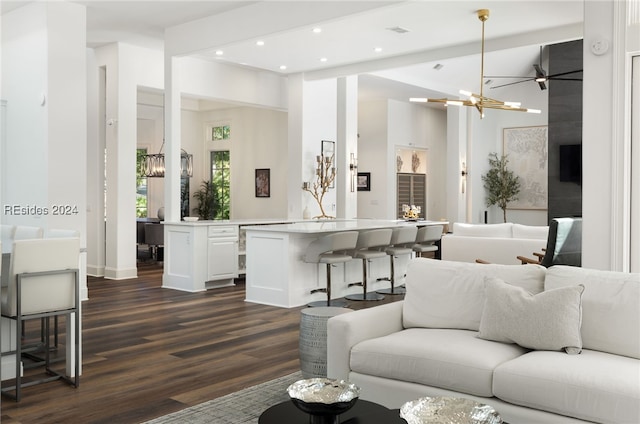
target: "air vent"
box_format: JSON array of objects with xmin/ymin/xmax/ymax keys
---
[{"xmin": 386, "ymin": 26, "xmax": 410, "ymax": 34}]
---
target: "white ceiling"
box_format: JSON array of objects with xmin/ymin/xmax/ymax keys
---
[{"xmin": 1, "ymin": 0, "xmax": 585, "ymax": 105}]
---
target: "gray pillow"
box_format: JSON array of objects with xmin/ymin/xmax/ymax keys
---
[{"xmin": 478, "ymin": 277, "xmax": 584, "ymax": 354}]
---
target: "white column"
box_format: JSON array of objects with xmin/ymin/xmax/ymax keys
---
[
  {"xmin": 336, "ymin": 76, "xmax": 358, "ymax": 219},
  {"xmin": 164, "ymin": 55, "xmax": 182, "ymax": 222}
]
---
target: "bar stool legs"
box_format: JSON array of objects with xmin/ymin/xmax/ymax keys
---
[
  {"xmin": 309, "ymin": 263, "xmax": 348, "ymax": 307},
  {"xmin": 376, "ymin": 252, "xmax": 407, "ymax": 295},
  {"xmin": 345, "ymin": 257, "xmax": 385, "ymax": 301}
]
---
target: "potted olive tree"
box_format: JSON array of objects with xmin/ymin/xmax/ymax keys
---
[{"xmin": 481, "ymin": 153, "xmax": 521, "ymax": 223}]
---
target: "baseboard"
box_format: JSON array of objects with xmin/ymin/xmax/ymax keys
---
[{"xmin": 104, "ymin": 267, "xmax": 138, "ymax": 280}]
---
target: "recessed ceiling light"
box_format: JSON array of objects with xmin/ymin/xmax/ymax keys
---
[
  {"xmin": 279, "ymin": 65, "xmax": 287, "ymax": 70},
  {"xmin": 312, "ymin": 27, "xmax": 322, "ymax": 33},
  {"xmin": 215, "ymin": 50, "xmax": 224, "ymax": 56},
  {"xmin": 374, "ymin": 47, "xmax": 383, "ymax": 53},
  {"xmin": 320, "ymin": 57, "xmax": 328, "ymax": 62},
  {"xmin": 256, "ymin": 40, "xmax": 265, "ymax": 46}
]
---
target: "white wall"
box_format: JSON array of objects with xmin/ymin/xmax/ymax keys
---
[
  {"xmin": 357, "ymin": 100, "xmax": 388, "ymax": 219},
  {"xmin": 1, "ymin": 2, "xmax": 87, "ymax": 283},
  {"xmin": 357, "ymin": 99, "xmax": 447, "ymax": 221}
]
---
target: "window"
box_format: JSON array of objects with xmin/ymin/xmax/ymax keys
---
[
  {"xmin": 136, "ymin": 148, "xmax": 148, "ymax": 217},
  {"xmin": 211, "ymin": 125, "xmax": 230, "ymax": 141},
  {"xmin": 210, "ymin": 150, "xmax": 230, "ymax": 219}
]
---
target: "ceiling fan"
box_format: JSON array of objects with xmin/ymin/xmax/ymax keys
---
[{"xmin": 485, "ymin": 46, "xmax": 583, "ymax": 90}]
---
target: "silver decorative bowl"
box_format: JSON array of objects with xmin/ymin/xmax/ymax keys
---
[
  {"xmin": 400, "ymin": 396, "xmax": 503, "ymax": 424},
  {"xmin": 287, "ymin": 378, "xmax": 360, "ymax": 424}
]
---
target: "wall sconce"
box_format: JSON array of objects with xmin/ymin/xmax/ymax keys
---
[
  {"xmin": 349, "ymin": 153, "xmax": 358, "ymax": 192},
  {"xmin": 461, "ymin": 161, "xmax": 468, "ymax": 193}
]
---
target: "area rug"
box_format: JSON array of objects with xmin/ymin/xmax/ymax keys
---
[{"xmin": 143, "ymin": 371, "xmax": 303, "ymax": 424}]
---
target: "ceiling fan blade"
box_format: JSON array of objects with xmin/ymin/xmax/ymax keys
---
[
  {"xmin": 489, "ymin": 78, "xmax": 535, "ymax": 89},
  {"xmin": 533, "ymin": 63, "xmax": 547, "ymax": 78},
  {"xmin": 548, "ymin": 77, "xmax": 583, "ymax": 81},
  {"xmin": 546, "ymin": 70, "xmax": 583, "ymax": 78},
  {"xmin": 484, "ymin": 75, "xmax": 533, "ymax": 79}
]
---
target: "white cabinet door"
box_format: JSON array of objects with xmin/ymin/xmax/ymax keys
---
[{"xmin": 207, "ymin": 237, "xmax": 238, "ymax": 280}]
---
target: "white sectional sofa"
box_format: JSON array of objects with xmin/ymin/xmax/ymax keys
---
[
  {"xmin": 327, "ymin": 258, "xmax": 640, "ymax": 424},
  {"xmin": 441, "ymin": 222, "xmax": 548, "ymax": 265}
]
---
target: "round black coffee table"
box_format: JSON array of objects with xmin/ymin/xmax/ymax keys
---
[{"xmin": 259, "ymin": 399, "xmax": 404, "ymax": 423}]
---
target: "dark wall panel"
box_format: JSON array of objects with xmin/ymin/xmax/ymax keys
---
[{"xmin": 548, "ymin": 39, "xmax": 583, "ymax": 222}]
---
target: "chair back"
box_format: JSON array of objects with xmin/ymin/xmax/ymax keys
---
[
  {"xmin": 144, "ymin": 223, "xmax": 164, "ymax": 246},
  {"xmin": 355, "ymin": 228, "xmax": 392, "ymax": 251},
  {"xmin": 541, "ymin": 217, "xmax": 582, "ymax": 267},
  {"xmin": 390, "ymin": 226, "xmax": 418, "ymax": 247},
  {"xmin": 304, "ymin": 231, "xmax": 359, "ymax": 263},
  {"xmin": 47, "ymin": 229, "xmax": 80, "ymax": 238},
  {"xmin": 3, "ymin": 237, "xmax": 80, "ymax": 317},
  {"xmin": 415, "ymin": 225, "xmax": 444, "ymax": 244},
  {"xmin": 1, "ymin": 224, "xmax": 15, "ymax": 243},
  {"xmin": 14, "ymin": 225, "xmax": 44, "ymax": 240}
]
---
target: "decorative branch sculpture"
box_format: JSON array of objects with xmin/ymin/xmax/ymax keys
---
[{"xmin": 302, "ymin": 153, "xmax": 336, "ymax": 219}]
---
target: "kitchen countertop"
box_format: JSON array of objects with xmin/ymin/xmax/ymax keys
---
[{"xmin": 242, "ymin": 219, "xmax": 446, "ymax": 234}]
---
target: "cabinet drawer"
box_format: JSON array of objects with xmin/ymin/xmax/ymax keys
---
[{"xmin": 207, "ymin": 226, "xmax": 237, "ymax": 238}]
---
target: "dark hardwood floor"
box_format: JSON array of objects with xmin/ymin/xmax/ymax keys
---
[{"xmin": 1, "ymin": 262, "xmax": 403, "ymax": 423}]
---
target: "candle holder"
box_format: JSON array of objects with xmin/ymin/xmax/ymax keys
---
[{"xmin": 302, "ymin": 150, "xmax": 336, "ymax": 219}]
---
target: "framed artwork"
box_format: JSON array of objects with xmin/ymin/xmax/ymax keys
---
[
  {"xmin": 503, "ymin": 126, "xmax": 548, "ymax": 210},
  {"xmin": 255, "ymin": 168, "xmax": 270, "ymax": 197},
  {"xmin": 357, "ymin": 172, "xmax": 371, "ymax": 191}
]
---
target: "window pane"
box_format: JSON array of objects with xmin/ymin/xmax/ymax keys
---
[
  {"xmin": 136, "ymin": 148, "xmax": 148, "ymax": 218},
  {"xmin": 210, "ymin": 150, "xmax": 231, "ymax": 220}
]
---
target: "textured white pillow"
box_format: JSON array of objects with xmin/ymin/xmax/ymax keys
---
[
  {"xmin": 478, "ymin": 277, "xmax": 584, "ymax": 354},
  {"xmin": 403, "ymin": 259, "xmax": 546, "ymax": 331}
]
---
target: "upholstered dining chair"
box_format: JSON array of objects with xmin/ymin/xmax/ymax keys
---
[
  {"xmin": 1, "ymin": 237, "xmax": 80, "ymax": 401},
  {"xmin": 13, "ymin": 225, "xmax": 44, "ymax": 240}
]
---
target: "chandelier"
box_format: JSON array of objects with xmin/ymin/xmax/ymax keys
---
[
  {"xmin": 142, "ymin": 142, "xmax": 193, "ymax": 178},
  {"xmin": 410, "ymin": 9, "xmax": 541, "ymax": 118}
]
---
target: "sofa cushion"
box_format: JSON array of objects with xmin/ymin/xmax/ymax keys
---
[
  {"xmin": 493, "ymin": 350, "xmax": 640, "ymax": 424},
  {"xmin": 452, "ymin": 222, "xmax": 512, "ymax": 238},
  {"xmin": 403, "ymin": 259, "xmax": 546, "ymax": 331},
  {"xmin": 350, "ymin": 328, "xmax": 528, "ymax": 397},
  {"xmin": 511, "ymin": 223, "xmax": 549, "ymax": 240},
  {"xmin": 478, "ymin": 278, "xmax": 584, "ymax": 353},
  {"xmin": 545, "ymin": 266, "xmax": 640, "ymax": 359}
]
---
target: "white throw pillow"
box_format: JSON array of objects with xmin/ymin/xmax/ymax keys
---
[
  {"xmin": 478, "ymin": 277, "xmax": 584, "ymax": 354},
  {"xmin": 545, "ymin": 266, "xmax": 640, "ymax": 359},
  {"xmin": 403, "ymin": 259, "xmax": 546, "ymax": 331}
]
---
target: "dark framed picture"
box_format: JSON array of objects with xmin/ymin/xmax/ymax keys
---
[
  {"xmin": 255, "ymin": 169, "xmax": 270, "ymax": 197},
  {"xmin": 357, "ymin": 172, "xmax": 370, "ymax": 191}
]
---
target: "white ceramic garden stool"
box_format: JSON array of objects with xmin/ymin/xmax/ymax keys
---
[{"xmin": 299, "ymin": 307, "xmax": 353, "ymax": 378}]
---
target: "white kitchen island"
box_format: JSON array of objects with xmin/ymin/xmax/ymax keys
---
[
  {"xmin": 243, "ymin": 219, "xmax": 446, "ymax": 308},
  {"xmin": 162, "ymin": 219, "xmax": 291, "ymax": 292}
]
